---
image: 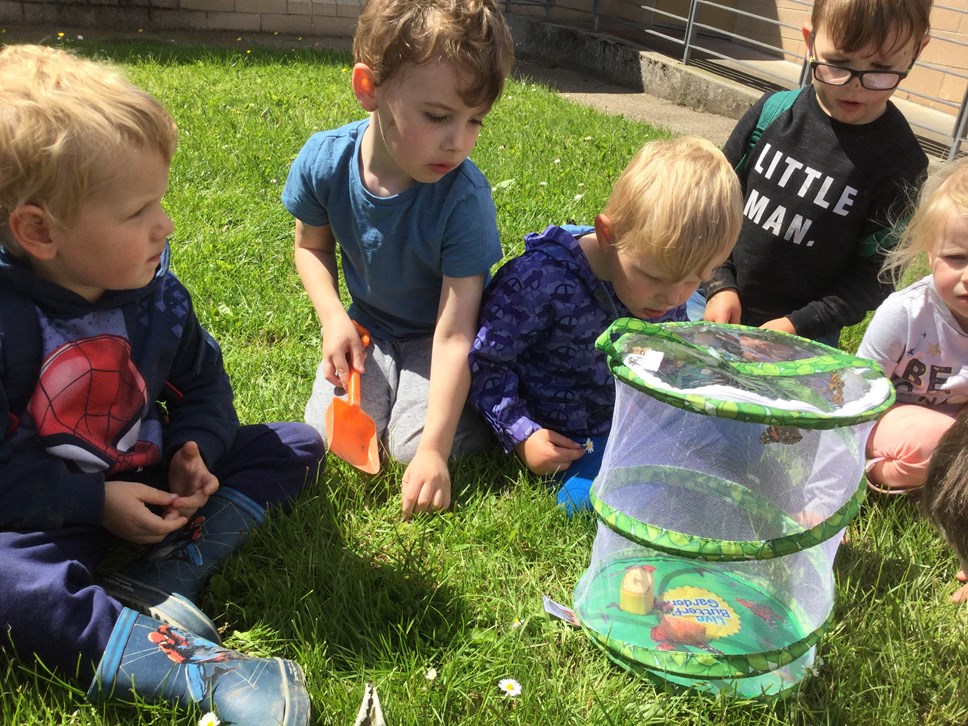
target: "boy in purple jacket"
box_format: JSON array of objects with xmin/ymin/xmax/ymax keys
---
[{"xmin": 469, "ymin": 137, "xmax": 742, "ymax": 513}]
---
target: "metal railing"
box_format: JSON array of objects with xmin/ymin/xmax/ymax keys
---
[{"xmin": 505, "ymin": 0, "xmax": 968, "ymax": 159}]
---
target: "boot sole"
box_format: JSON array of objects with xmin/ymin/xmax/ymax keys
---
[
  {"xmin": 99, "ymin": 572, "xmax": 222, "ymax": 645},
  {"xmin": 278, "ymin": 658, "xmax": 312, "ymax": 726}
]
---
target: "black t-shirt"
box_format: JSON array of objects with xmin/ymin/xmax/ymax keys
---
[{"xmin": 704, "ymin": 86, "xmax": 927, "ymax": 340}]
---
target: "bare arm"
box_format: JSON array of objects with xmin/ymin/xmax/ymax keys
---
[
  {"xmin": 400, "ymin": 274, "xmax": 484, "ymax": 518},
  {"xmin": 294, "ymin": 219, "xmax": 365, "ymax": 384}
]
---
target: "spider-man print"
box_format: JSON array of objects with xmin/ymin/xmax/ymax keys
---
[
  {"xmin": 28, "ymin": 334, "xmax": 160, "ymax": 474},
  {"xmin": 146, "ymin": 515, "xmax": 205, "ymax": 567},
  {"xmin": 148, "ymin": 625, "xmax": 236, "ymax": 665}
]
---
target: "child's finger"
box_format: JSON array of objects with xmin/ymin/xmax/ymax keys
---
[
  {"xmin": 545, "ymin": 431, "xmax": 583, "ymax": 449},
  {"xmin": 401, "ymin": 484, "xmax": 417, "ymax": 520},
  {"xmin": 135, "ymin": 484, "xmax": 179, "ymax": 508},
  {"xmin": 551, "ymin": 443, "xmax": 586, "ymax": 461}
]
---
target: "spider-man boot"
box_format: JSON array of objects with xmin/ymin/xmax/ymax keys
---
[
  {"xmin": 88, "ymin": 608, "xmax": 310, "ymax": 726},
  {"xmin": 100, "ymin": 488, "xmax": 265, "ymax": 645}
]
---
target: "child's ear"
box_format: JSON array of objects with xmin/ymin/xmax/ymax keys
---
[
  {"xmin": 915, "ymin": 32, "xmax": 931, "ymax": 60},
  {"xmin": 7, "ymin": 205, "xmax": 56, "ymax": 260},
  {"xmin": 801, "ymin": 21, "xmax": 812, "ymax": 48},
  {"xmin": 352, "ymin": 64, "xmax": 380, "ymax": 112},
  {"xmin": 594, "ymin": 213, "xmax": 615, "ymax": 251}
]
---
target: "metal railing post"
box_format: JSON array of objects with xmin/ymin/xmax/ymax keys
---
[
  {"xmin": 682, "ymin": 0, "xmax": 701, "ymax": 65},
  {"xmin": 949, "ymin": 84, "xmax": 968, "ymax": 160}
]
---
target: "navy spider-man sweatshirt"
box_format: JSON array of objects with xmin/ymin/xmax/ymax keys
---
[{"xmin": 0, "ymin": 244, "xmax": 238, "ymax": 531}]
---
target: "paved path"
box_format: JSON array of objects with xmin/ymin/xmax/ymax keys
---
[{"xmin": 514, "ymin": 58, "xmax": 739, "ymax": 148}]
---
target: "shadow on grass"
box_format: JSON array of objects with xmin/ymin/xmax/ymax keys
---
[{"xmin": 223, "ymin": 448, "xmax": 525, "ymax": 674}]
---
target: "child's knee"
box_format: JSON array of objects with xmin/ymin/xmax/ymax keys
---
[
  {"xmin": 866, "ymin": 446, "xmax": 933, "ymax": 491},
  {"xmin": 386, "ymin": 430, "xmax": 419, "ymax": 464}
]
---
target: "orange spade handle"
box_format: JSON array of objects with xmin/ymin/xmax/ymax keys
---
[
  {"xmin": 346, "ymin": 366, "xmax": 362, "ymax": 407},
  {"xmin": 345, "ymin": 320, "xmax": 370, "ymax": 407},
  {"xmin": 352, "ymin": 320, "xmax": 371, "ymax": 348}
]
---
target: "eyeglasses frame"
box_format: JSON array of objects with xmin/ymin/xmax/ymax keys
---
[{"xmin": 807, "ymin": 38, "xmax": 921, "ymax": 92}]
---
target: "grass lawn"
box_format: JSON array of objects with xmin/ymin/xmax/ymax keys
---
[{"xmin": 1, "ymin": 37, "xmax": 966, "ymax": 725}]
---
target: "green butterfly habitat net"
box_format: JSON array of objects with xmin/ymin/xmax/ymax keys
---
[{"xmin": 572, "ymin": 319, "xmax": 894, "ymax": 698}]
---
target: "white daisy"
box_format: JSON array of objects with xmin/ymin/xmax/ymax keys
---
[
  {"xmin": 199, "ymin": 713, "xmax": 220, "ymax": 726},
  {"xmin": 498, "ymin": 678, "xmax": 522, "ymax": 697}
]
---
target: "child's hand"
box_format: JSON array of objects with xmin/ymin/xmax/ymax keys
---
[
  {"xmin": 401, "ymin": 450, "xmax": 451, "ymax": 519},
  {"xmin": 103, "ymin": 480, "xmax": 188, "ymax": 544},
  {"xmin": 704, "ymin": 289, "xmax": 742, "ymax": 324},
  {"xmin": 321, "ymin": 314, "xmax": 368, "ymax": 388},
  {"xmin": 166, "ymin": 441, "xmax": 219, "ymax": 519},
  {"xmin": 760, "ymin": 317, "xmax": 796, "ymax": 335},
  {"xmin": 515, "ymin": 429, "xmax": 585, "ymax": 476},
  {"xmin": 953, "ymin": 569, "xmax": 968, "ymax": 604}
]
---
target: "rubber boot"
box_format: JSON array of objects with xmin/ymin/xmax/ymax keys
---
[
  {"xmin": 100, "ymin": 488, "xmax": 265, "ymax": 645},
  {"xmin": 88, "ymin": 608, "xmax": 310, "ymax": 725}
]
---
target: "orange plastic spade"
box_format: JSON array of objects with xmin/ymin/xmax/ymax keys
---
[{"xmin": 325, "ymin": 324, "xmax": 380, "ymax": 474}]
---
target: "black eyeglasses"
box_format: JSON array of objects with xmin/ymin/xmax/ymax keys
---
[{"xmin": 808, "ymin": 55, "xmax": 912, "ymax": 91}]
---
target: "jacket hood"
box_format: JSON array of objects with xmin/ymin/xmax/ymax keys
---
[
  {"xmin": 523, "ymin": 225, "xmax": 597, "ymax": 279},
  {"xmin": 0, "ymin": 241, "xmax": 171, "ymax": 316}
]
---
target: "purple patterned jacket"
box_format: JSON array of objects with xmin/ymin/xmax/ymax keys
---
[{"xmin": 468, "ymin": 225, "xmax": 685, "ymax": 452}]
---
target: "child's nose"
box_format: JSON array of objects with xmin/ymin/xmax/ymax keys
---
[
  {"xmin": 659, "ymin": 282, "xmax": 694, "ymax": 308},
  {"xmin": 445, "ymin": 124, "xmax": 476, "ymax": 152},
  {"xmin": 155, "ymin": 211, "xmax": 175, "ymax": 239}
]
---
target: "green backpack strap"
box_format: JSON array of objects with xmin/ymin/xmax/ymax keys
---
[{"xmin": 734, "ymin": 87, "xmax": 804, "ymax": 173}]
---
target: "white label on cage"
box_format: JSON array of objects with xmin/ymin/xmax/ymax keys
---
[{"xmin": 626, "ymin": 350, "xmax": 664, "ymax": 372}]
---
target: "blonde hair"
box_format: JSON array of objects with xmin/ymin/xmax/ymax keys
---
[
  {"xmin": 604, "ymin": 136, "xmax": 743, "ymax": 279},
  {"xmin": 0, "ymin": 44, "xmax": 178, "ymax": 229},
  {"xmin": 811, "ymin": 0, "xmax": 931, "ymax": 56},
  {"xmin": 882, "ymin": 158, "xmax": 968, "ymax": 284},
  {"xmin": 353, "ymin": 0, "xmax": 514, "ymax": 108}
]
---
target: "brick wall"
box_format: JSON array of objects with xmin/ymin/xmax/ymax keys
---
[{"xmin": 2, "ymin": 0, "xmax": 360, "ymax": 38}]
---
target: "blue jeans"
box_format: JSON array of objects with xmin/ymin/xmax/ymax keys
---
[{"xmin": 555, "ymin": 435, "xmax": 608, "ymax": 516}]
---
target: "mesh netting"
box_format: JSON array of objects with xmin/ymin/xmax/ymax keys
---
[
  {"xmin": 572, "ymin": 320, "xmax": 894, "ymax": 698},
  {"xmin": 591, "ymin": 385, "xmax": 875, "ymax": 556}
]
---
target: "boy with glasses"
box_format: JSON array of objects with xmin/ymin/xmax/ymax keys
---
[{"xmin": 700, "ymin": 0, "xmax": 931, "ymax": 346}]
